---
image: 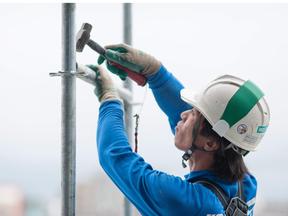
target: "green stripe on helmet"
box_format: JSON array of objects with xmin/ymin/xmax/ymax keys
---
[{"xmin": 221, "ymin": 80, "xmax": 264, "ymax": 127}]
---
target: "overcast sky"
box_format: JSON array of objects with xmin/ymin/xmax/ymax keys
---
[{"xmin": 0, "ymin": 3, "xmax": 287, "ymax": 203}]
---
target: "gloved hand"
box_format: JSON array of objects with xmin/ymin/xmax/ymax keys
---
[
  {"xmin": 87, "ymin": 65, "xmax": 120, "ymax": 103},
  {"xmin": 97, "ymin": 43, "xmax": 161, "ymax": 79}
]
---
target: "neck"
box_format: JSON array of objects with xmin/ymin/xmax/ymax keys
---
[{"xmin": 189, "ymin": 152, "xmax": 214, "ymax": 172}]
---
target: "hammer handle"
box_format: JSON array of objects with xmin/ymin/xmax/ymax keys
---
[
  {"xmin": 87, "ymin": 40, "xmax": 106, "ymax": 55},
  {"xmin": 110, "ymin": 62, "xmax": 147, "ymax": 86},
  {"xmin": 86, "ymin": 40, "xmax": 147, "ymax": 86}
]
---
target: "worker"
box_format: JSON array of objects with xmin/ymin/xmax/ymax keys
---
[{"xmin": 87, "ymin": 43, "xmax": 270, "ymax": 216}]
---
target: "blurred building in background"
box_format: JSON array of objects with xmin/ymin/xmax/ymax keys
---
[
  {"xmin": 0, "ymin": 185, "xmax": 25, "ymax": 216},
  {"xmin": 46, "ymin": 173, "xmax": 140, "ymax": 216},
  {"xmin": 76, "ymin": 174, "xmax": 139, "ymax": 216}
]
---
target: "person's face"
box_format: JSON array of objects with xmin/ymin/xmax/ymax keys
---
[{"xmin": 174, "ymin": 108, "xmax": 202, "ymax": 151}]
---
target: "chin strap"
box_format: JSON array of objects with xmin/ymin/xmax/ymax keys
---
[
  {"xmin": 182, "ymin": 142, "xmax": 215, "ymax": 168},
  {"xmin": 181, "ymin": 117, "xmax": 202, "ymax": 168},
  {"xmin": 182, "ymin": 144, "xmax": 196, "ymax": 168},
  {"xmin": 181, "ymin": 116, "xmax": 217, "ymax": 168}
]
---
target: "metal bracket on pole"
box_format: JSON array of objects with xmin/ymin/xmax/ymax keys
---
[{"xmin": 49, "ymin": 71, "xmax": 78, "ymax": 77}]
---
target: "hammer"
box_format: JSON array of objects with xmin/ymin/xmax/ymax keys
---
[{"xmin": 76, "ymin": 23, "xmax": 147, "ymax": 86}]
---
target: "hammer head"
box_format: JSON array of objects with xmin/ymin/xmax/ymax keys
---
[{"xmin": 76, "ymin": 23, "xmax": 92, "ymax": 52}]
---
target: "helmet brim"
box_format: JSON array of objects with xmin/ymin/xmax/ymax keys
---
[
  {"xmin": 180, "ymin": 89, "xmax": 214, "ymax": 126},
  {"xmin": 180, "ymin": 89, "xmax": 202, "ymax": 110}
]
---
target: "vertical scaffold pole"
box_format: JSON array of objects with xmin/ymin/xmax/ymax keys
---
[
  {"xmin": 123, "ymin": 3, "xmax": 133, "ymax": 216},
  {"xmin": 62, "ymin": 3, "xmax": 76, "ymax": 216}
]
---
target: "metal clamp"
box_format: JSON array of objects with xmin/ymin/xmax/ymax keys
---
[{"xmin": 49, "ymin": 71, "xmax": 84, "ymax": 77}]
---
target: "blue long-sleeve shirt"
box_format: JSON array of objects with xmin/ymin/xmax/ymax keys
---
[{"xmin": 97, "ymin": 65, "xmax": 257, "ymax": 216}]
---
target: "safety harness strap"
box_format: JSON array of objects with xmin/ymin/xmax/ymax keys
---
[
  {"xmin": 238, "ymin": 181, "xmax": 244, "ymax": 200},
  {"xmin": 194, "ymin": 179, "xmax": 229, "ymax": 208},
  {"xmin": 193, "ymin": 179, "xmax": 248, "ymax": 216}
]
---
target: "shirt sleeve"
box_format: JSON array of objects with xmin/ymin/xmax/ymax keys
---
[
  {"xmin": 97, "ymin": 100, "xmax": 201, "ymax": 216},
  {"xmin": 147, "ymin": 65, "xmax": 192, "ymax": 134}
]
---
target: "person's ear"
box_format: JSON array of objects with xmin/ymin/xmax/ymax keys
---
[{"xmin": 203, "ymin": 138, "xmax": 220, "ymax": 152}]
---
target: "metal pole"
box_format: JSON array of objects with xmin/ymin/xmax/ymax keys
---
[
  {"xmin": 123, "ymin": 3, "xmax": 133, "ymax": 216},
  {"xmin": 61, "ymin": 3, "xmax": 76, "ymax": 216}
]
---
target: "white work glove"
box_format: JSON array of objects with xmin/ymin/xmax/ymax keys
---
[{"xmin": 87, "ymin": 65, "xmax": 120, "ymax": 103}]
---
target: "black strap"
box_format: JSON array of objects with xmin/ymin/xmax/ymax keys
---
[
  {"xmin": 237, "ymin": 181, "xmax": 246, "ymax": 201},
  {"xmin": 194, "ymin": 179, "xmax": 248, "ymax": 216},
  {"xmin": 195, "ymin": 180, "xmax": 229, "ymax": 209},
  {"xmin": 194, "ymin": 179, "xmax": 246, "ymax": 207}
]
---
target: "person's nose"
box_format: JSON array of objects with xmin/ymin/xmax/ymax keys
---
[
  {"xmin": 180, "ymin": 109, "xmax": 193, "ymax": 120},
  {"xmin": 180, "ymin": 112, "xmax": 185, "ymax": 120},
  {"xmin": 180, "ymin": 111, "xmax": 188, "ymax": 120}
]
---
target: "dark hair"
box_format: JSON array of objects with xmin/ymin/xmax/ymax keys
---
[{"xmin": 200, "ymin": 118, "xmax": 249, "ymax": 182}]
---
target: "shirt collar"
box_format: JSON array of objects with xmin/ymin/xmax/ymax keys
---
[{"xmin": 184, "ymin": 170, "xmax": 216, "ymax": 182}]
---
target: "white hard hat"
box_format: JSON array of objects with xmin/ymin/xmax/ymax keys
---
[{"xmin": 180, "ymin": 74, "xmax": 270, "ymax": 152}]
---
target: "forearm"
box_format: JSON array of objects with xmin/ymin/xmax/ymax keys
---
[
  {"xmin": 148, "ymin": 65, "xmax": 192, "ymax": 133},
  {"xmin": 97, "ymin": 100, "xmax": 128, "ymax": 166}
]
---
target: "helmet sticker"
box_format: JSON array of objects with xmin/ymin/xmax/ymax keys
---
[
  {"xmin": 237, "ymin": 124, "xmax": 248, "ymax": 134},
  {"xmin": 257, "ymin": 125, "xmax": 268, "ymax": 133},
  {"xmin": 220, "ymin": 80, "xmax": 264, "ymax": 128}
]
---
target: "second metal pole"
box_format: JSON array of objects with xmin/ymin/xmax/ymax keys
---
[
  {"xmin": 123, "ymin": 3, "xmax": 133, "ymax": 216},
  {"xmin": 62, "ymin": 3, "xmax": 76, "ymax": 216}
]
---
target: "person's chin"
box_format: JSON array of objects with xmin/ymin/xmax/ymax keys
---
[
  {"xmin": 175, "ymin": 145, "xmax": 183, "ymax": 151},
  {"xmin": 174, "ymin": 142, "xmax": 181, "ymax": 150},
  {"xmin": 174, "ymin": 142, "xmax": 187, "ymax": 151}
]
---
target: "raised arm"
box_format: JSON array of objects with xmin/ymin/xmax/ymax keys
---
[{"xmin": 87, "ymin": 65, "xmax": 202, "ymax": 215}]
